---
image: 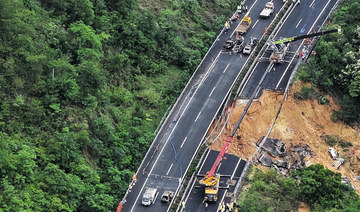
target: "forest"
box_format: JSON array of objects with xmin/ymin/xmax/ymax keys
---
[
  {"xmin": 236, "ymin": 0, "xmax": 360, "ymax": 211},
  {"xmin": 1, "ymin": 0, "xmax": 359, "ymax": 211},
  {"xmin": 298, "ymin": 0, "xmax": 360, "ymax": 124},
  {"xmin": 0, "ymin": 0, "xmax": 238, "ymax": 211}
]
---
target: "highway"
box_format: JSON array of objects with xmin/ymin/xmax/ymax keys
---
[
  {"xmin": 240, "ymin": 0, "xmax": 339, "ymax": 98},
  {"xmin": 121, "ymin": 0, "xmax": 339, "ymax": 211},
  {"xmin": 120, "ymin": 0, "xmax": 279, "ymax": 211},
  {"xmin": 182, "ymin": 0, "xmax": 339, "ymax": 211}
]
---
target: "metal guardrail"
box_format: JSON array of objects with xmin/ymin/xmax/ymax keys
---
[{"xmin": 232, "ymin": 0, "xmax": 343, "ymax": 202}]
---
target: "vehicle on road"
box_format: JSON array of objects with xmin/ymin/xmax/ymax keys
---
[
  {"xmin": 204, "ymin": 173, "xmax": 220, "ymax": 201},
  {"xmin": 235, "ymin": 16, "xmax": 252, "ymax": 35},
  {"xmin": 243, "ymin": 37, "xmax": 258, "ymax": 55},
  {"xmin": 161, "ymin": 191, "xmax": 174, "ymax": 203},
  {"xmin": 223, "ymin": 39, "xmax": 235, "ymax": 49},
  {"xmin": 260, "ymin": 2, "xmax": 274, "ymax": 18},
  {"xmin": 233, "ymin": 36, "xmax": 245, "ymax": 53},
  {"xmin": 141, "ymin": 188, "xmax": 158, "ymax": 206},
  {"xmin": 268, "ymin": 28, "xmax": 340, "ymax": 63}
]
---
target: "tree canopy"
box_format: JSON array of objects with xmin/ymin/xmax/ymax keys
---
[{"xmin": 0, "ymin": 0, "xmax": 238, "ymax": 211}]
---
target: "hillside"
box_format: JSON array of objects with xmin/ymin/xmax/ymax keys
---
[
  {"xmin": 209, "ymin": 81, "xmax": 360, "ymax": 193},
  {"xmin": 0, "ymin": 0, "xmax": 239, "ymax": 211}
]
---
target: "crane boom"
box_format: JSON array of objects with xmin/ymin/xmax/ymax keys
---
[{"xmin": 274, "ymin": 28, "xmax": 340, "ymax": 45}]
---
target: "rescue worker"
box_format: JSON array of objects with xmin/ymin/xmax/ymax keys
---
[
  {"xmin": 237, "ymin": 4, "xmax": 242, "ymax": 14},
  {"xmin": 182, "ymin": 200, "xmax": 186, "ymax": 210}
]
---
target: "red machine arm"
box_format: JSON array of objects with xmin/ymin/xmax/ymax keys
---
[{"xmin": 205, "ymin": 136, "xmax": 233, "ymax": 178}]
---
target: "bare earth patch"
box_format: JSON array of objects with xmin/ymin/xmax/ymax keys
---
[{"xmin": 208, "ymin": 81, "xmax": 360, "ymax": 194}]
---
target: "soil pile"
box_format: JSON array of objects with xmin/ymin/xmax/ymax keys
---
[{"xmin": 208, "ymin": 81, "xmax": 360, "ymax": 193}]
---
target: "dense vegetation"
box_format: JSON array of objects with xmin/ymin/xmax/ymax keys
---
[
  {"xmin": 298, "ymin": 0, "xmax": 360, "ymax": 124},
  {"xmin": 237, "ymin": 165, "xmax": 360, "ymax": 212},
  {"xmin": 0, "ymin": 0, "xmax": 239, "ymax": 211}
]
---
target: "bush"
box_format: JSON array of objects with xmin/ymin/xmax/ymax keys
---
[{"xmin": 294, "ymin": 86, "xmax": 319, "ymax": 100}]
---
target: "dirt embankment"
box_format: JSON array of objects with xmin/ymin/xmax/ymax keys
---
[{"xmin": 208, "ymin": 81, "xmax": 360, "ymax": 193}]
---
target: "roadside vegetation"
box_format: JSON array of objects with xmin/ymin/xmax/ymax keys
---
[
  {"xmin": 297, "ymin": 0, "xmax": 360, "ymax": 124},
  {"xmin": 237, "ymin": 165, "xmax": 360, "ymax": 212},
  {"xmin": 0, "ymin": 0, "xmax": 239, "ymax": 211}
]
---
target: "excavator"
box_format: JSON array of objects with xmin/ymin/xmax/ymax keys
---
[{"xmin": 267, "ymin": 28, "xmax": 340, "ymax": 63}]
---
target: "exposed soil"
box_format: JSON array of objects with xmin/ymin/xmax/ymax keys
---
[{"xmin": 208, "ymin": 81, "xmax": 360, "ymax": 194}]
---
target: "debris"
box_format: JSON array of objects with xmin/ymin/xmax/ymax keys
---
[
  {"xmin": 332, "ymin": 157, "xmax": 344, "ymax": 169},
  {"xmin": 258, "ymin": 153, "xmax": 273, "ymax": 167},
  {"xmin": 329, "ymin": 147, "xmax": 338, "ymax": 160},
  {"xmin": 261, "ymin": 138, "xmax": 286, "ymax": 157},
  {"xmin": 341, "ymin": 177, "xmax": 351, "ymax": 185}
]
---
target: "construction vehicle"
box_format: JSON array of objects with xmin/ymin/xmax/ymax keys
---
[
  {"xmin": 268, "ymin": 28, "xmax": 340, "ymax": 63},
  {"xmin": 199, "ymin": 136, "xmax": 234, "ymax": 202},
  {"xmin": 235, "ymin": 16, "xmax": 252, "ymax": 35},
  {"xmin": 160, "ymin": 191, "xmax": 174, "ymax": 203},
  {"xmin": 260, "ymin": 2, "xmax": 274, "ymax": 18},
  {"xmin": 141, "ymin": 188, "xmax": 158, "ymax": 206}
]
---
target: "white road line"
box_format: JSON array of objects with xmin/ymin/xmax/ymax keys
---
[
  {"xmin": 166, "ymin": 163, "xmax": 173, "ymax": 175},
  {"xmin": 180, "ymin": 137, "xmax": 188, "ymax": 149},
  {"xmin": 252, "ymin": 19, "xmax": 259, "ymax": 29},
  {"xmin": 231, "ymin": 158, "xmax": 242, "ymax": 179},
  {"xmin": 198, "ymin": 150, "xmax": 211, "ymax": 173},
  {"xmin": 276, "ymin": 0, "xmax": 331, "ymax": 90},
  {"xmin": 209, "ymin": 86, "xmax": 216, "ymax": 97},
  {"xmin": 295, "ymin": 19, "xmax": 302, "ymax": 28},
  {"xmin": 310, "ymin": 0, "xmax": 316, "ymax": 8},
  {"xmin": 230, "ymin": 0, "xmax": 258, "ymax": 37},
  {"xmin": 217, "ymin": 162, "xmax": 222, "ymax": 171},
  {"xmin": 223, "ymin": 63, "xmax": 230, "ymax": 73},
  {"xmin": 195, "ymin": 111, "xmax": 202, "ymax": 122}
]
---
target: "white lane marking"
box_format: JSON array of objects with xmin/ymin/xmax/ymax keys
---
[
  {"xmin": 310, "ymin": 0, "xmax": 316, "ymax": 8},
  {"xmin": 178, "ymin": 51, "xmax": 221, "ymax": 121},
  {"xmin": 252, "ymin": 19, "xmax": 259, "ymax": 29},
  {"xmin": 217, "ymin": 162, "xmax": 222, "ymax": 171},
  {"xmin": 180, "ymin": 137, "xmax": 188, "ymax": 149},
  {"xmin": 198, "ymin": 150, "xmax": 211, "ymax": 173},
  {"xmin": 295, "ymin": 19, "xmax": 302, "ymax": 28},
  {"xmin": 195, "ymin": 111, "xmax": 202, "ymax": 122},
  {"xmin": 231, "ymin": 158, "xmax": 242, "ymax": 179},
  {"xmin": 276, "ymin": 0, "xmax": 331, "ymax": 90},
  {"xmin": 274, "ymin": 3, "xmax": 298, "ymax": 37},
  {"xmin": 230, "ymin": 0, "xmax": 258, "ymax": 37},
  {"xmin": 166, "ymin": 163, "xmax": 173, "ymax": 175},
  {"xmin": 209, "ymin": 86, "xmax": 216, "ymax": 97},
  {"xmin": 130, "ymin": 51, "xmax": 219, "ymax": 211},
  {"xmin": 223, "ymin": 63, "xmax": 230, "ymax": 73}
]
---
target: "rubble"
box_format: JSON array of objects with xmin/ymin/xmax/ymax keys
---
[
  {"xmin": 258, "ymin": 153, "xmax": 273, "ymax": 167},
  {"xmin": 257, "ymin": 139, "xmax": 314, "ymax": 175},
  {"xmin": 332, "ymin": 158, "xmax": 345, "ymax": 169},
  {"xmin": 329, "ymin": 147, "xmax": 338, "ymax": 160},
  {"xmin": 260, "ymin": 138, "xmax": 286, "ymax": 157}
]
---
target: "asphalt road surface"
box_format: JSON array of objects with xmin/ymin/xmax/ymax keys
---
[
  {"xmin": 240, "ymin": 0, "xmax": 338, "ymax": 98},
  {"xmin": 182, "ymin": 150, "xmax": 246, "ymax": 212},
  {"xmin": 181, "ymin": 0, "xmax": 339, "ymax": 211},
  {"xmin": 120, "ymin": 0, "xmax": 281, "ymax": 211}
]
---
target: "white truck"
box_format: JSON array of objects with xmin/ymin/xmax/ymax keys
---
[
  {"xmin": 141, "ymin": 188, "xmax": 158, "ymax": 206},
  {"xmin": 260, "ymin": 2, "xmax": 274, "ymax": 18}
]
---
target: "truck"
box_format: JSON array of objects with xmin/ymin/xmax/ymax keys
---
[
  {"xmin": 141, "ymin": 188, "xmax": 158, "ymax": 206},
  {"xmin": 235, "ymin": 16, "xmax": 252, "ymax": 35},
  {"xmin": 204, "ymin": 174, "xmax": 220, "ymax": 201},
  {"xmin": 260, "ymin": 2, "xmax": 274, "ymax": 18}
]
